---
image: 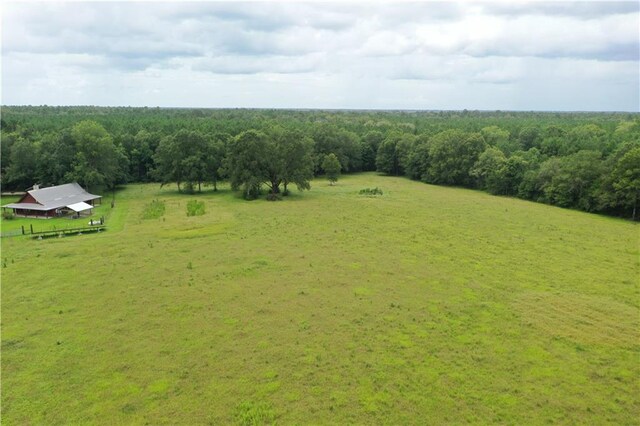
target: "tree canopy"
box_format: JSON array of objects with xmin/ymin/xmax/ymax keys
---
[
  {"xmin": 2, "ymin": 106, "xmax": 639, "ymax": 217},
  {"xmin": 69, "ymin": 120, "xmax": 128, "ymax": 191},
  {"xmin": 322, "ymin": 153, "xmax": 341, "ymax": 185},
  {"xmin": 226, "ymin": 128, "xmax": 315, "ymax": 199}
]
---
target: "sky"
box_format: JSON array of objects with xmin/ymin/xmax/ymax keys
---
[{"xmin": 2, "ymin": 1, "xmax": 639, "ymax": 111}]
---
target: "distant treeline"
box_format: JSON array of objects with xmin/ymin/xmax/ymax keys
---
[{"xmin": 1, "ymin": 106, "xmax": 639, "ymax": 219}]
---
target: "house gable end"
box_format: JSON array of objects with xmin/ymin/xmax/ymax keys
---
[{"xmin": 17, "ymin": 193, "xmax": 41, "ymax": 205}]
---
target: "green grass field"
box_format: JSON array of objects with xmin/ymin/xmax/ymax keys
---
[{"xmin": 2, "ymin": 173, "xmax": 638, "ymax": 424}]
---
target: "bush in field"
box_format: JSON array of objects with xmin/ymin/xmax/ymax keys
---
[
  {"xmin": 359, "ymin": 187, "xmax": 383, "ymax": 196},
  {"xmin": 142, "ymin": 199, "xmax": 165, "ymax": 219},
  {"xmin": 186, "ymin": 200, "xmax": 205, "ymax": 216}
]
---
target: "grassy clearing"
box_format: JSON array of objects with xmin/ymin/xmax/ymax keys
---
[{"xmin": 1, "ymin": 173, "xmax": 638, "ymax": 424}]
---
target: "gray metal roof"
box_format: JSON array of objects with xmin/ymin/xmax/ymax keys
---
[
  {"xmin": 2, "ymin": 183, "xmax": 101, "ymax": 211},
  {"xmin": 3, "ymin": 202, "xmax": 51, "ymax": 211}
]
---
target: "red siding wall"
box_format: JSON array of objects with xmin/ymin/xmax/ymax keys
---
[{"xmin": 19, "ymin": 193, "xmax": 38, "ymax": 204}]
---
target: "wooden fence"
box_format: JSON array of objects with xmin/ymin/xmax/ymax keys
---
[
  {"xmin": 31, "ymin": 225, "xmax": 107, "ymax": 239},
  {"xmin": 1, "ymin": 217, "xmax": 106, "ymax": 239}
]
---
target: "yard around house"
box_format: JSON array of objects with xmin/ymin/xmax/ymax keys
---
[
  {"xmin": 1, "ymin": 173, "xmax": 638, "ymax": 424},
  {"xmin": 1, "ymin": 194, "xmax": 112, "ymax": 237}
]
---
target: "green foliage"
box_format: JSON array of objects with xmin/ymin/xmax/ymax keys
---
[
  {"xmin": 226, "ymin": 128, "xmax": 314, "ymax": 199},
  {"xmin": 226, "ymin": 130, "xmax": 268, "ymax": 199},
  {"xmin": 568, "ymin": 124, "xmax": 610, "ymax": 153},
  {"xmin": 375, "ymin": 132, "xmax": 415, "ymax": 176},
  {"xmin": 375, "ymin": 138, "xmax": 399, "ymax": 175},
  {"xmin": 269, "ymin": 126, "xmax": 315, "ymax": 195},
  {"xmin": 358, "ymin": 187, "xmax": 383, "ymax": 196},
  {"xmin": 142, "ymin": 200, "xmax": 166, "ymax": 220},
  {"xmin": 481, "ymin": 125, "xmax": 522, "ymax": 156},
  {"xmin": 404, "ymin": 135, "xmax": 431, "ymax": 181},
  {"xmin": 321, "ymin": 153, "xmax": 341, "ymax": 185},
  {"xmin": 494, "ymin": 155, "xmax": 529, "ymax": 196},
  {"xmin": 518, "ymin": 126, "xmax": 541, "ymax": 150},
  {"xmin": 311, "ymin": 123, "xmax": 362, "ymax": 173},
  {"xmin": 186, "ymin": 200, "xmax": 205, "ymax": 216},
  {"xmin": 37, "ymin": 132, "xmax": 76, "ymax": 186},
  {"xmin": 481, "ymin": 125, "xmax": 510, "ymax": 146},
  {"xmin": 533, "ymin": 151, "xmax": 604, "ymax": 211},
  {"xmin": 69, "ymin": 120, "xmax": 128, "ymax": 191},
  {"xmin": 1, "ymin": 106, "xmax": 638, "ymax": 217},
  {"xmin": 125, "ymin": 130, "xmax": 160, "ymax": 182},
  {"xmin": 4, "ymin": 136, "xmax": 39, "ymax": 189},
  {"xmin": 153, "ymin": 129, "xmax": 221, "ymax": 193},
  {"xmin": 611, "ymin": 146, "xmax": 640, "ymax": 219},
  {"xmin": 361, "ymin": 130, "xmax": 384, "ymax": 171},
  {"xmin": 426, "ymin": 129, "xmax": 486, "ymax": 186},
  {"xmin": 471, "ymin": 147, "xmax": 507, "ymax": 192}
]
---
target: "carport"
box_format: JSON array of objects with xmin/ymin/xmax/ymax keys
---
[{"xmin": 67, "ymin": 201, "xmax": 94, "ymax": 217}]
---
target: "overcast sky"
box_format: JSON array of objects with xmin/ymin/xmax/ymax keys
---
[{"xmin": 2, "ymin": 1, "xmax": 639, "ymax": 111}]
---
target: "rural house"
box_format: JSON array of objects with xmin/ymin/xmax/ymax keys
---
[{"xmin": 2, "ymin": 183, "xmax": 102, "ymax": 218}]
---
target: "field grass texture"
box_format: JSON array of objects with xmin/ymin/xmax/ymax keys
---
[{"xmin": 2, "ymin": 173, "xmax": 638, "ymax": 424}]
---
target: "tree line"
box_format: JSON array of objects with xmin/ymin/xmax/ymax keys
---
[{"xmin": 1, "ymin": 107, "xmax": 639, "ymax": 218}]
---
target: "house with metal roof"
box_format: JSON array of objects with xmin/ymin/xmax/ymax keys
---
[{"xmin": 2, "ymin": 183, "xmax": 102, "ymax": 218}]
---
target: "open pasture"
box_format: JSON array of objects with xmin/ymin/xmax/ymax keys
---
[{"xmin": 1, "ymin": 173, "xmax": 638, "ymax": 424}]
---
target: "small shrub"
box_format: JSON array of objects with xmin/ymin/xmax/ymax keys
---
[
  {"xmin": 142, "ymin": 199, "xmax": 165, "ymax": 219},
  {"xmin": 359, "ymin": 187, "xmax": 384, "ymax": 196},
  {"xmin": 2, "ymin": 211, "xmax": 15, "ymax": 220},
  {"xmin": 186, "ymin": 200, "xmax": 205, "ymax": 216}
]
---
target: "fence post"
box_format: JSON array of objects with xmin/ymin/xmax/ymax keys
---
[
  {"xmin": 21, "ymin": 225, "xmax": 25, "ymax": 235},
  {"xmin": 30, "ymin": 224, "xmax": 33, "ymax": 234}
]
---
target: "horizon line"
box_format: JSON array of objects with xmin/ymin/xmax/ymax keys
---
[{"xmin": 2, "ymin": 105, "xmax": 639, "ymax": 114}]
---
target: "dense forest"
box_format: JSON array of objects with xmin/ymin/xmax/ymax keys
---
[{"xmin": 1, "ymin": 106, "xmax": 639, "ymax": 219}]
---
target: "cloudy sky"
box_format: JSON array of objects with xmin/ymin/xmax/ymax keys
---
[{"xmin": 2, "ymin": 1, "xmax": 639, "ymax": 111}]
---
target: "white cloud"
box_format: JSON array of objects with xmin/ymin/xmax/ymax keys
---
[{"xmin": 2, "ymin": 1, "xmax": 638, "ymax": 110}]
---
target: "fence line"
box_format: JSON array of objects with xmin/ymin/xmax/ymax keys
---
[
  {"xmin": 1, "ymin": 216, "xmax": 106, "ymax": 239},
  {"xmin": 0, "ymin": 229, "xmax": 24, "ymax": 238},
  {"xmin": 31, "ymin": 225, "xmax": 107, "ymax": 239}
]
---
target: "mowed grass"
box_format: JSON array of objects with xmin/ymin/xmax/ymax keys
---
[{"xmin": 2, "ymin": 173, "xmax": 638, "ymax": 425}]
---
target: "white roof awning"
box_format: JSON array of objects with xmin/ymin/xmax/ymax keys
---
[{"xmin": 67, "ymin": 202, "xmax": 93, "ymax": 212}]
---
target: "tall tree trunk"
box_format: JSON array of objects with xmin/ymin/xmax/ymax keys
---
[
  {"xmin": 269, "ymin": 178, "xmax": 281, "ymax": 194},
  {"xmin": 213, "ymin": 180, "xmax": 217, "ymax": 192}
]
